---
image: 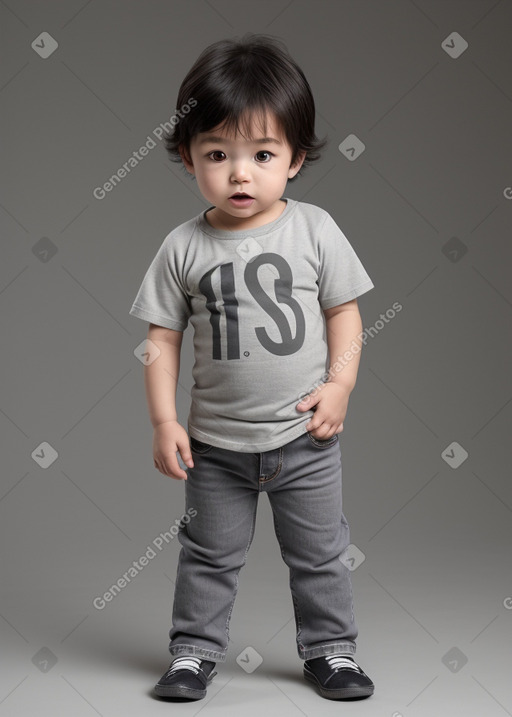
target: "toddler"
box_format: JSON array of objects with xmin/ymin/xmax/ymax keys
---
[{"xmin": 129, "ymin": 33, "xmax": 375, "ymax": 702}]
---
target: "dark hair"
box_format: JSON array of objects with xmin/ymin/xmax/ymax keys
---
[{"xmin": 164, "ymin": 33, "xmax": 327, "ymax": 181}]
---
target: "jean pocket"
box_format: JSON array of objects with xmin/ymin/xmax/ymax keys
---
[
  {"xmin": 306, "ymin": 431, "xmax": 339, "ymax": 449},
  {"xmin": 190, "ymin": 435, "xmax": 214, "ymax": 454}
]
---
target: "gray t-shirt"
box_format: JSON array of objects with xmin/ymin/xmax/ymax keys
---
[{"xmin": 129, "ymin": 198, "xmax": 374, "ymax": 452}]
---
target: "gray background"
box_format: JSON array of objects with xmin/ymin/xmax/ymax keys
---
[{"xmin": 1, "ymin": 0, "xmax": 511, "ymax": 715}]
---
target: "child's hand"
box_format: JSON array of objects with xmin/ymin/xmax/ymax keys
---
[
  {"xmin": 152, "ymin": 420, "xmax": 194, "ymax": 480},
  {"xmin": 296, "ymin": 383, "xmax": 350, "ymax": 439}
]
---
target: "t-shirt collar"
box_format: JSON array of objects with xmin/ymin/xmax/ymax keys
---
[{"xmin": 197, "ymin": 197, "xmax": 296, "ymax": 239}]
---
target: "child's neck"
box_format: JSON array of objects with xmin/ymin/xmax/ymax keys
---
[{"xmin": 205, "ymin": 199, "xmax": 287, "ymax": 231}]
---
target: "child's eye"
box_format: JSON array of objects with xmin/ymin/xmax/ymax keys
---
[
  {"xmin": 255, "ymin": 151, "xmax": 273, "ymax": 163},
  {"xmin": 207, "ymin": 151, "xmax": 226, "ymax": 162}
]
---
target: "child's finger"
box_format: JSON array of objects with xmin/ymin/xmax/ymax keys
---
[{"xmin": 168, "ymin": 455, "xmax": 188, "ymax": 480}]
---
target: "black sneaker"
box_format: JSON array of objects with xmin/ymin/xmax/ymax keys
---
[
  {"xmin": 154, "ymin": 656, "xmax": 217, "ymax": 700},
  {"xmin": 303, "ymin": 654, "xmax": 374, "ymax": 700}
]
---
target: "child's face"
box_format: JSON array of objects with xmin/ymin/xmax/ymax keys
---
[{"xmin": 180, "ymin": 112, "xmax": 305, "ymax": 230}]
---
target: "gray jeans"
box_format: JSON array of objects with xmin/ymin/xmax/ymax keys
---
[{"xmin": 168, "ymin": 430, "xmax": 358, "ymax": 662}]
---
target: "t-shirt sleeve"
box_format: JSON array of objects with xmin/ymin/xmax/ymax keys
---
[
  {"xmin": 317, "ymin": 212, "xmax": 374, "ymax": 309},
  {"xmin": 128, "ymin": 235, "xmax": 191, "ymax": 331}
]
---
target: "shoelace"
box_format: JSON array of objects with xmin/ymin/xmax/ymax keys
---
[
  {"xmin": 165, "ymin": 656, "xmax": 203, "ymax": 677},
  {"xmin": 325, "ymin": 654, "xmax": 362, "ymax": 673}
]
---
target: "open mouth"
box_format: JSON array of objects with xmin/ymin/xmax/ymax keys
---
[{"xmin": 229, "ymin": 193, "xmax": 255, "ymax": 207}]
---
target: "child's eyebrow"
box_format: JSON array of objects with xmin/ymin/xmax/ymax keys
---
[{"xmin": 197, "ymin": 135, "xmax": 282, "ymax": 145}]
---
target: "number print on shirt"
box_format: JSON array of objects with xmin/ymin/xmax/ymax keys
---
[{"xmin": 198, "ymin": 253, "xmax": 306, "ymax": 360}]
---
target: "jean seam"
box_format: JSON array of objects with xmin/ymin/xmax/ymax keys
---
[
  {"xmin": 270, "ymin": 506, "xmax": 304, "ymax": 645},
  {"xmin": 300, "ymin": 642, "xmax": 357, "ymax": 660},
  {"xmin": 169, "ymin": 644, "xmax": 227, "ymax": 661},
  {"xmin": 223, "ymin": 496, "xmax": 259, "ymax": 650},
  {"xmin": 307, "ymin": 432, "xmax": 339, "ymax": 448},
  {"xmin": 190, "ymin": 437, "xmax": 213, "ymax": 455},
  {"xmin": 169, "ymin": 533, "xmax": 184, "ymax": 635},
  {"xmin": 259, "ymin": 447, "xmax": 283, "ymax": 484}
]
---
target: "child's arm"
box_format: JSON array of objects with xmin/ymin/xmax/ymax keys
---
[
  {"xmin": 296, "ymin": 299, "xmax": 363, "ymax": 438},
  {"xmin": 323, "ymin": 299, "xmax": 363, "ymax": 393},
  {"xmin": 144, "ymin": 323, "xmax": 194, "ymax": 480}
]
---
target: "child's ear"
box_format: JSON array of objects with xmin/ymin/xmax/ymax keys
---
[
  {"xmin": 179, "ymin": 145, "xmax": 195, "ymax": 175},
  {"xmin": 288, "ymin": 151, "xmax": 307, "ymax": 179}
]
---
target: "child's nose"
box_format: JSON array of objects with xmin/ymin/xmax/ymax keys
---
[{"xmin": 230, "ymin": 160, "xmax": 251, "ymax": 183}]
